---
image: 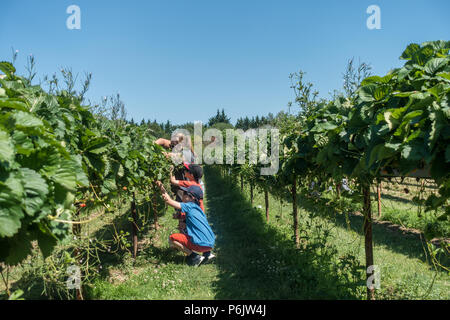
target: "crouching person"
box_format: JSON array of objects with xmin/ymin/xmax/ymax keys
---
[{"xmin": 156, "ymin": 182, "xmax": 215, "ymax": 267}]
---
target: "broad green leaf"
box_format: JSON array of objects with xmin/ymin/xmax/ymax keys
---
[
  {"xmin": 446, "ymin": 145, "xmax": 450, "ymax": 163},
  {"xmin": 358, "ymin": 84, "xmax": 377, "ymax": 102},
  {"xmin": 20, "ymin": 168, "xmax": 48, "ymax": 217},
  {"xmin": 4, "ymin": 230, "xmax": 33, "ymax": 265},
  {"xmin": 0, "ymin": 129, "xmax": 14, "ymax": 163},
  {"xmin": 85, "ymin": 137, "xmax": 110, "ymax": 154},
  {"xmin": 12, "ymin": 111, "xmax": 43, "ymax": 128},
  {"xmin": 361, "ymin": 74, "xmax": 393, "ymax": 86},
  {"xmin": 424, "ymin": 58, "xmax": 449, "ymax": 75},
  {"xmin": 0, "ymin": 209, "xmax": 23, "ymax": 238},
  {"xmin": 0, "ymin": 99, "xmax": 28, "ymax": 111},
  {"xmin": 12, "ymin": 131, "xmax": 34, "ymax": 156},
  {"xmin": 367, "ymin": 143, "xmax": 399, "ymax": 168},
  {"xmin": 52, "ymin": 160, "xmax": 79, "ymax": 191},
  {"xmin": 437, "ymin": 72, "xmax": 450, "ymax": 81},
  {"xmin": 0, "ymin": 184, "xmax": 24, "ymax": 237},
  {"xmin": 401, "ymin": 143, "xmax": 424, "ymax": 161},
  {"xmin": 310, "ymin": 122, "xmax": 338, "ymax": 132},
  {"xmin": 400, "ymin": 43, "xmax": 420, "ymax": 60},
  {"xmin": 428, "ymin": 83, "xmax": 450, "ymax": 99},
  {"xmin": 34, "ymin": 223, "xmax": 58, "ymax": 258},
  {"xmin": 401, "ymin": 110, "xmax": 423, "ymax": 124}
]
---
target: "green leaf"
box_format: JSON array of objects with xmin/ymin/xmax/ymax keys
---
[
  {"xmin": 4, "ymin": 230, "xmax": 33, "ymax": 265},
  {"xmin": 20, "ymin": 168, "xmax": 48, "ymax": 217},
  {"xmin": 401, "ymin": 110, "xmax": 423, "ymax": 124},
  {"xmin": 85, "ymin": 137, "xmax": 110, "ymax": 154},
  {"xmin": 0, "ymin": 182, "xmax": 24, "ymax": 237},
  {"xmin": 361, "ymin": 74, "xmax": 393, "ymax": 86},
  {"xmin": 358, "ymin": 84, "xmax": 377, "ymax": 102},
  {"xmin": 428, "ymin": 83, "xmax": 449, "ymax": 99},
  {"xmin": 0, "ymin": 61, "xmax": 16, "ymax": 77},
  {"xmin": 12, "ymin": 131, "xmax": 34, "ymax": 156},
  {"xmin": 367, "ymin": 143, "xmax": 399, "ymax": 168},
  {"xmin": 424, "ymin": 58, "xmax": 449, "ymax": 75},
  {"xmin": 12, "ymin": 111, "xmax": 44, "ymax": 129},
  {"xmin": 310, "ymin": 122, "xmax": 338, "ymax": 132},
  {"xmin": 52, "ymin": 160, "xmax": 79, "ymax": 191},
  {"xmin": 400, "ymin": 43, "xmax": 420, "ymax": 60},
  {"xmin": 0, "ymin": 208, "xmax": 23, "ymax": 238},
  {"xmin": 437, "ymin": 72, "xmax": 450, "ymax": 81},
  {"xmin": 0, "ymin": 99, "xmax": 28, "ymax": 111},
  {"xmin": 34, "ymin": 223, "xmax": 58, "ymax": 258},
  {"xmin": 0, "ymin": 129, "xmax": 14, "ymax": 163}
]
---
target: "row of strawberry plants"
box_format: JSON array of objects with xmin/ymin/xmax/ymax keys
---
[
  {"xmin": 0, "ymin": 61, "xmax": 171, "ymax": 271},
  {"xmin": 216, "ymin": 40, "xmax": 450, "ymax": 299}
]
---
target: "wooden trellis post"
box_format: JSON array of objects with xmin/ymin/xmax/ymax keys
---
[
  {"xmin": 292, "ymin": 177, "xmax": 299, "ymax": 247},
  {"xmin": 363, "ymin": 184, "xmax": 375, "ymax": 300},
  {"xmin": 377, "ymin": 181, "xmax": 382, "ymax": 219},
  {"xmin": 131, "ymin": 192, "xmax": 138, "ymax": 259},
  {"xmin": 264, "ymin": 187, "xmax": 269, "ymax": 222},
  {"xmin": 72, "ymin": 206, "xmax": 83, "ymax": 300}
]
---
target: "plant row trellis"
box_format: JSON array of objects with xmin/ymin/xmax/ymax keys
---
[{"xmin": 0, "ymin": 61, "xmax": 171, "ymax": 298}]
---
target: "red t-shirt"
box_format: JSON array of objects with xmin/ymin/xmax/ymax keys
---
[{"xmin": 178, "ymin": 180, "xmax": 204, "ymax": 214}]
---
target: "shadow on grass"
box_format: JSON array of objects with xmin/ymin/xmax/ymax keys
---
[
  {"xmin": 204, "ymin": 167, "xmax": 362, "ymax": 300},
  {"xmin": 374, "ymin": 192, "xmax": 414, "ymax": 205},
  {"xmin": 295, "ymin": 193, "xmax": 450, "ymax": 272}
]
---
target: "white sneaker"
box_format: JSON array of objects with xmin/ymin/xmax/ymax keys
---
[{"xmin": 202, "ymin": 252, "xmax": 216, "ymax": 263}]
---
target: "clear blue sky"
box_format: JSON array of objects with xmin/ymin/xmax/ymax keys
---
[{"xmin": 1, "ymin": 0, "xmax": 449, "ymax": 125}]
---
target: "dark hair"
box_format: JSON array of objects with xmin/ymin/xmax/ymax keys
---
[
  {"xmin": 186, "ymin": 164, "xmax": 203, "ymax": 182},
  {"xmin": 184, "ymin": 191, "xmax": 200, "ymax": 206}
]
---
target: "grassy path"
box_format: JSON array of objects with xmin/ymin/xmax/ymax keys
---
[{"xmin": 89, "ymin": 167, "xmax": 449, "ymax": 300}]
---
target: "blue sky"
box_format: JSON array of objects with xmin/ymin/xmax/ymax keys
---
[{"xmin": 1, "ymin": 0, "xmax": 449, "ymax": 125}]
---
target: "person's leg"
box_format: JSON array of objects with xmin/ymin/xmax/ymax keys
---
[
  {"xmin": 169, "ymin": 239, "xmax": 192, "ymax": 255},
  {"xmin": 169, "ymin": 234, "xmax": 207, "ymax": 266},
  {"xmin": 168, "ymin": 234, "xmax": 192, "ymax": 255}
]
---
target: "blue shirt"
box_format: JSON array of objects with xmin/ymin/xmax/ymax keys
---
[{"xmin": 180, "ymin": 202, "xmax": 215, "ymax": 248}]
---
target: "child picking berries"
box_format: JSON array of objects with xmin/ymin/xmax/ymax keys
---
[{"xmin": 156, "ymin": 182, "xmax": 215, "ymax": 266}]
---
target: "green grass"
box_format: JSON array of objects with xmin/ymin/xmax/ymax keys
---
[
  {"xmin": 244, "ymin": 176, "xmax": 449, "ymax": 300},
  {"xmin": 88, "ymin": 167, "xmax": 449, "ymax": 300},
  {"xmin": 374, "ymin": 180, "xmax": 448, "ymax": 239}
]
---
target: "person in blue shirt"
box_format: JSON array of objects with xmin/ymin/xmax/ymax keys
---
[{"xmin": 156, "ymin": 182, "xmax": 215, "ymax": 266}]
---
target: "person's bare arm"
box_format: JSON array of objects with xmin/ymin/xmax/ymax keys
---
[
  {"xmin": 162, "ymin": 192, "xmax": 181, "ymax": 210},
  {"xmin": 156, "ymin": 181, "xmax": 181, "ymax": 210},
  {"xmin": 170, "ymin": 175, "xmax": 180, "ymax": 186},
  {"xmin": 155, "ymin": 138, "xmax": 171, "ymax": 149}
]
